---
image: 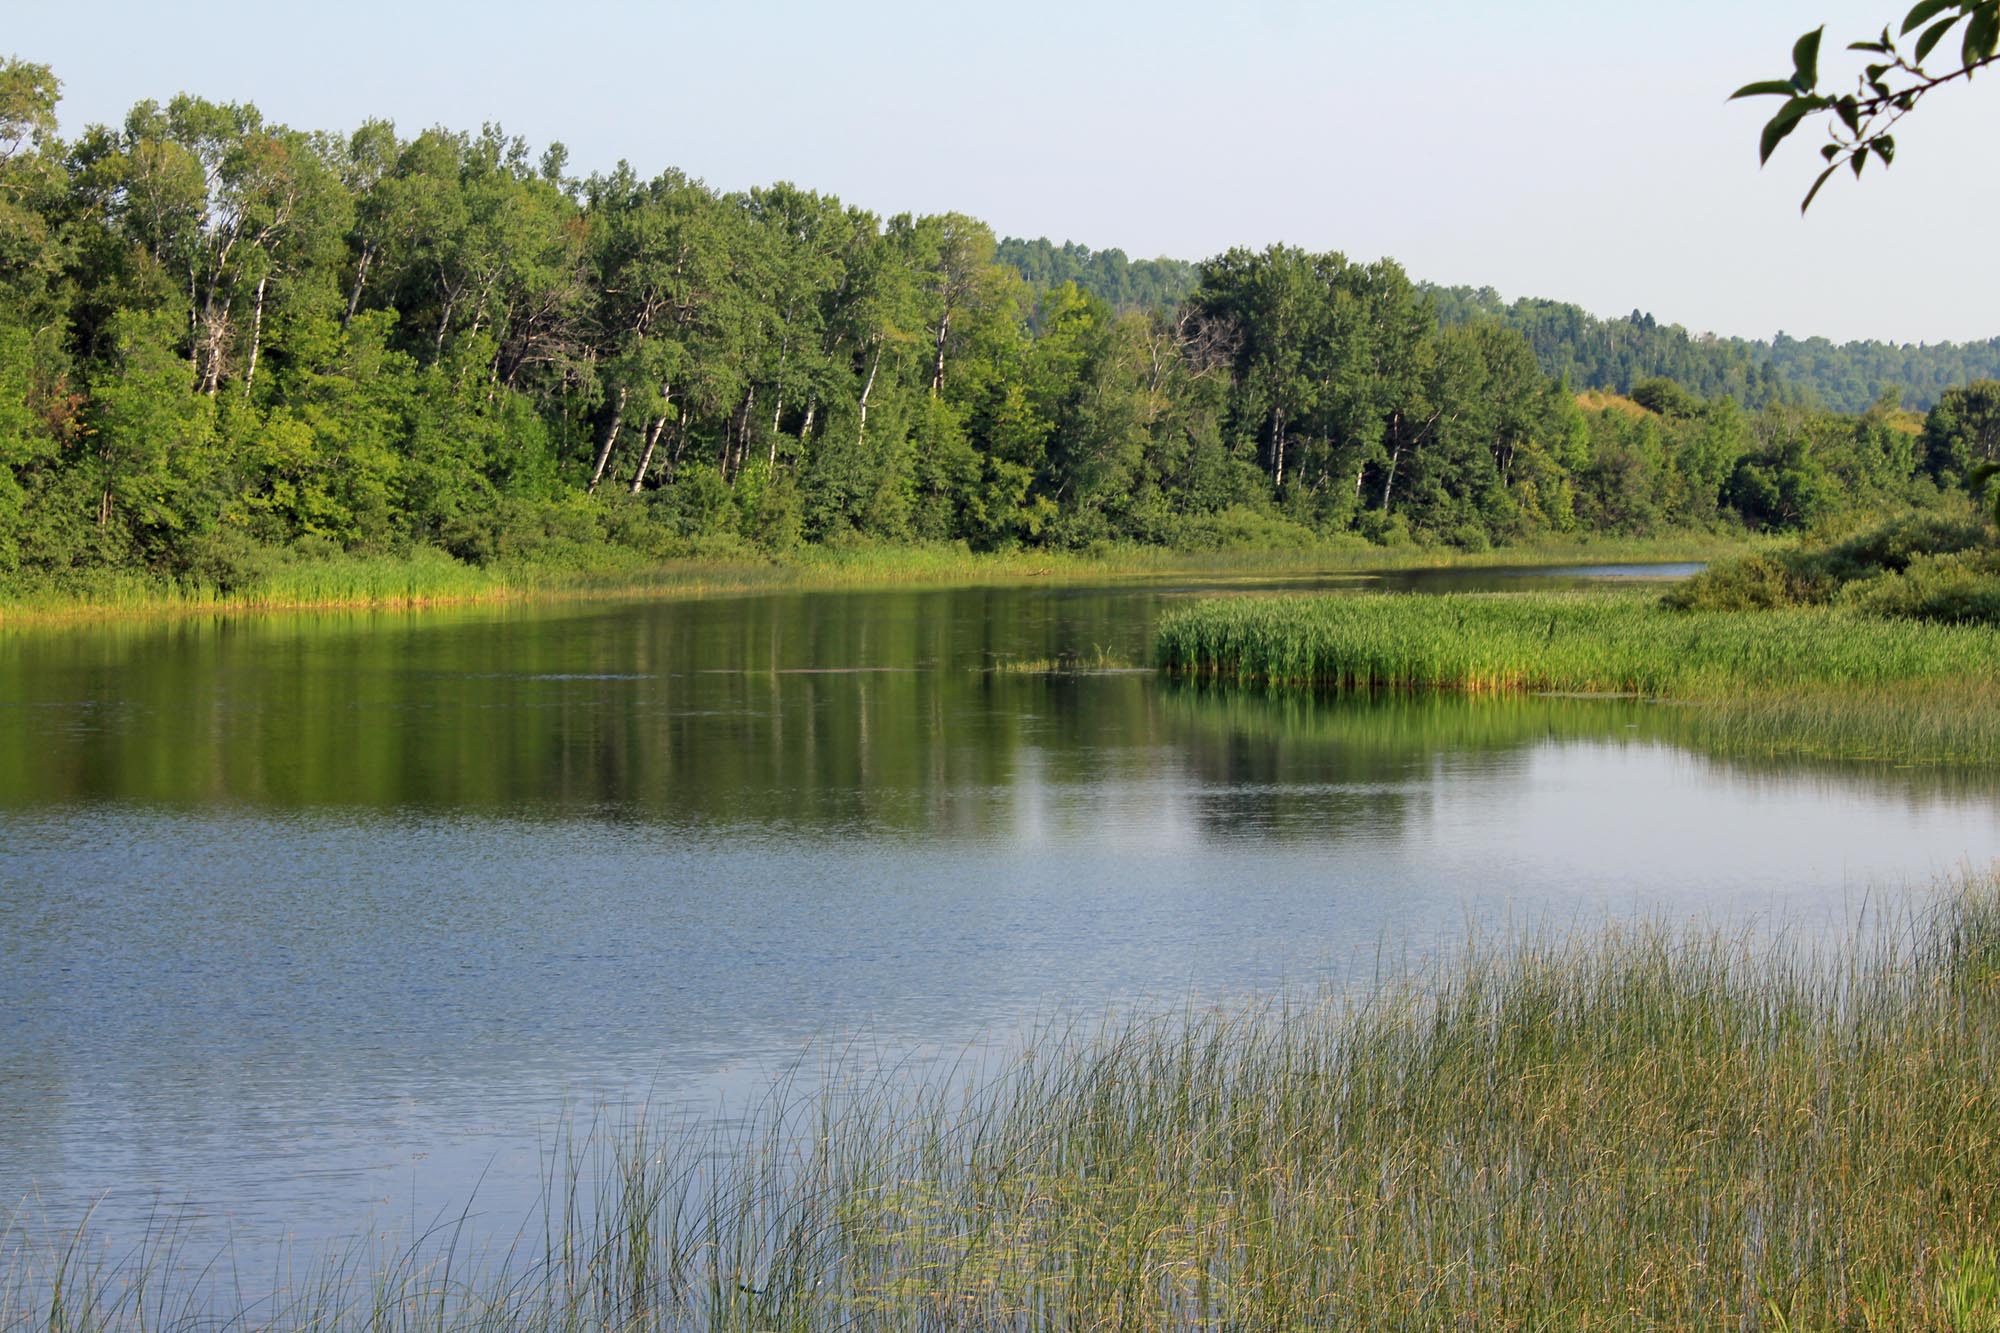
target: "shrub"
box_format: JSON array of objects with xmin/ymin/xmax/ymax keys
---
[
  {"xmin": 1661, "ymin": 553, "xmax": 1812, "ymax": 611},
  {"xmin": 1843, "ymin": 551, "xmax": 2000, "ymax": 626},
  {"xmin": 1665, "ymin": 510, "xmax": 1994, "ymax": 615},
  {"xmin": 1816, "ymin": 512, "xmax": 1987, "ymax": 581},
  {"xmin": 1167, "ymin": 505, "xmax": 1327, "ymax": 552},
  {"xmin": 176, "ymin": 525, "xmax": 287, "ymax": 592}
]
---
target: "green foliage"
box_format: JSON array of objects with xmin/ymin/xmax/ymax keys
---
[
  {"xmin": 1925, "ymin": 380, "xmax": 2000, "ymax": 479},
  {"xmin": 1666, "ymin": 510, "xmax": 1995, "ymax": 619},
  {"xmin": 994, "ymin": 236, "xmax": 1197, "ymax": 314},
  {"xmin": 1843, "ymin": 549, "xmax": 2000, "ymax": 624},
  {"xmin": 1819, "ymin": 507, "xmax": 1990, "ymax": 573},
  {"xmin": 1661, "ymin": 551, "xmax": 1807, "ymax": 610},
  {"xmin": 1161, "ymin": 504, "xmax": 1329, "ymax": 552},
  {"xmin": 1630, "ymin": 376, "xmax": 1701, "ymax": 417},
  {"xmin": 1736, "ymin": 2, "xmax": 2000, "ymax": 209},
  {"xmin": 1431, "ymin": 285, "xmax": 2000, "ymax": 414},
  {"xmin": 0, "ymin": 63, "xmax": 1990, "ymax": 604},
  {"xmin": 1726, "ymin": 436, "xmax": 1833, "ymax": 531}
]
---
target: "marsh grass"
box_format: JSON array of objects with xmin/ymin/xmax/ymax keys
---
[
  {"xmin": 9, "ymin": 876, "xmax": 2000, "ymax": 1330},
  {"xmin": 0, "ymin": 534, "xmax": 1748, "ymax": 626},
  {"xmin": 1154, "ymin": 591, "xmax": 2000, "ymax": 764},
  {"xmin": 1155, "ymin": 591, "xmax": 1999, "ymax": 693}
]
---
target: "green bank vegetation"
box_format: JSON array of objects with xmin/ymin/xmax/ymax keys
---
[
  {"xmin": 10, "ymin": 874, "xmax": 2000, "ymax": 1329},
  {"xmin": 0, "ymin": 531, "xmax": 1743, "ymax": 626},
  {"xmin": 1666, "ymin": 505, "xmax": 2000, "ymax": 627},
  {"xmin": 0, "ymin": 57, "xmax": 1995, "ymax": 621}
]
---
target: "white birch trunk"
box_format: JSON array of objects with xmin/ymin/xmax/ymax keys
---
[
  {"xmin": 857, "ymin": 342, "xmax": 882, "ymax": 445},
  {"xmin": 630, "ymin": 411, "xmax": 670, "ymax": 494},
  {"xmin": 243, "ymin": 275, "xmax": 269, "ymax": 398},
  {"xmin": 587, "ymin": 387, "xmax": 628, "ymax": 492}
]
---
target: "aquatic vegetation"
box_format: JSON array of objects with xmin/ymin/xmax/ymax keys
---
[
  {"xmin": 1662, "ymin": 677, "xmax": 2000, "ymax": 766},
  {"xmin": 1154, "ymin": 589, "xmax": 1998, "ymax": 694},
  {"xmin": 1153, "ymin": 589, "xmax": 2000, "ymax": 764},
  {"xmin": 986, "ymin": 645, "xmax": 1136, "ymax": 673},
  {"xmin": 8, "ymin": 874, "xmax": 2000, "ymax": 1329}
]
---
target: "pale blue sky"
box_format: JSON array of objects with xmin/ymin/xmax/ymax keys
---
[{"xmin": 12, "ymin": 1, "xmax": 1996, "ymax": 343}]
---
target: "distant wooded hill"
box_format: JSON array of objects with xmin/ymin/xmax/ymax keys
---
[
  {"xmin": 996, "ymin": 239, "xmax": 2000, "ymax": 414},
  {"xmin": 993, "ymin": 239, "xmax": 1198, "ymax": 321}
]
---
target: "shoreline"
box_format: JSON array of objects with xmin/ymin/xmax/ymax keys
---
[{"xmin": 0, "ymin": 534, "xmax": 1747, "ymax": 629}]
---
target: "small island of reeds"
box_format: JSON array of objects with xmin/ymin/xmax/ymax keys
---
[{"xmin": 1153, "ymin": 533, "xmax": 2000, "ymax": 765}]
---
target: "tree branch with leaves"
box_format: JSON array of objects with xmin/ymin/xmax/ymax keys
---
[{"xmin": 1735, "ymin": 1, "xmax": 1999, "ymax": 209}]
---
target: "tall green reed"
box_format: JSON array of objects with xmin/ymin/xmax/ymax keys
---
[{"xmin": 1155, "ymin": 591, "xmax": 2000, "ymax": 765}]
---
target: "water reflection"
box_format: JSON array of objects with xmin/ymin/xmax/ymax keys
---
[{"xmin": 0, "ymin": 573, "xmax": 1994, "ymax": 1272}]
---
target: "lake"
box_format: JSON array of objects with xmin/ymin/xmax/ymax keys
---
[{"xmin": 2, "ymin": 564, "xmax": 1995, "ymax": 1278}]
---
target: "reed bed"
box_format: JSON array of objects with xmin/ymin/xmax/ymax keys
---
[
  {"xmin": 1154, "ymin": 591, "xmax": 2000, "ymax": 695},
  {"xmin": 9, "ymin": 875, "xmax": 2000, "ymax": 1330},
  {"xmin": 1153, "ymin": 591, "xmax": 2000, "ymax": 764},
  {"xmin": 0, "ymin": 549, "xmax": 517, "ymax": 620}
]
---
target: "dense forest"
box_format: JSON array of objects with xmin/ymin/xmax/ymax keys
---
[{"xmin": 2, "ymin": 59, "xmax": 1997, "ymax": 589}]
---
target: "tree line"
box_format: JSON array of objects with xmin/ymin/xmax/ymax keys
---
[
  {"xmin": 1421, "ymin": 287, "xmax": 2000, "ymax": 415},
  {"xmin": 995, "ymin": 246, "xmax": 2000, "ymax": 416},
  {"xmin": 1, "ymin": 59, "xmax": 1996, "ymax": 586}
]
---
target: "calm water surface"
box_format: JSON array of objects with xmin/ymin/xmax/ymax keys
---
[{"xmin": 2, "ymin": 565, "xmax": 1995, "ymax": 1270}]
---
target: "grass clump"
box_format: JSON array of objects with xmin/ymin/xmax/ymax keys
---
[{"xmin": 11, "ymin": 875, "xmax": 2000, "ymax": 1329}]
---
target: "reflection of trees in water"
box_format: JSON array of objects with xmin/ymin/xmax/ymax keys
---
[
  {"xmin": 3, "ymin": 591, "xmax": 1993, "ymax": 832},
  {"xmin": 0, "ymin": 589, "xmax": 1162, "ymax": 828}
]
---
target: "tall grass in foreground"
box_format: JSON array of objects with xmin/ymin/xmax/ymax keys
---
[{"xmin": 9, "ymin": 876, "xmax": 2000, "ymax": 1329}]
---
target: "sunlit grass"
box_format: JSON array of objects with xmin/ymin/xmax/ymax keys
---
[
  {"xmin": 8, "ymin": 872, "xmax": 2000, "ymax": 1329},
  {"xmin": 0, "ymin": 534, "xmax": 1750, "ymax": 625},
  {"xmin": 1153, "ymin": 590, "xmax": 2000, "ymax": 764},
  {"xmin": 1155, "ymin": 590, "xmax": 1998, "ymax": 693}
]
